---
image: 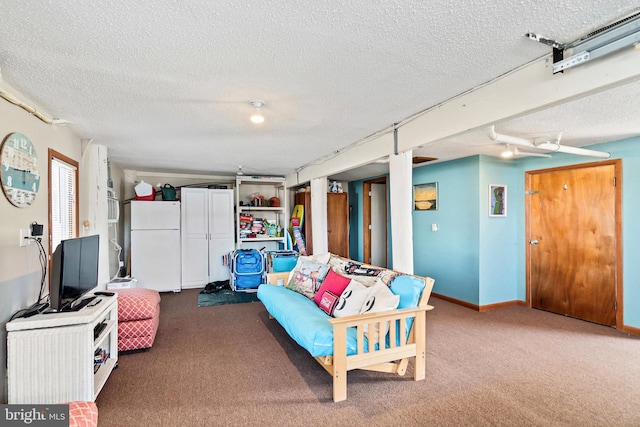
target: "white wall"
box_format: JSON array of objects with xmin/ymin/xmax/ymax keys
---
[{"xmin": 0, "ymin": 84, "xmax": 113, "ymax": 402}]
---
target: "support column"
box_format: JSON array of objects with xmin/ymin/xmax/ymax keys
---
[
  {"xmin": 79, "ymin": 142, "xmax": 111, "ymax": 286},
  {"xmin": 389, "ymin": 151, "xmax": 413, "ymax": 274},
  {"xmin": 310, "ymin": 177, "xmax": 328, "ymax": 255}
]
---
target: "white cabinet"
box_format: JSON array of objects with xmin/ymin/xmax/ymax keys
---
[
  {"xmin": 6, "ymin": 296, "xmax": 118, "ymax": 404},
  {"xmin": 181, "ymin": 188, "xmax": 235, "ymax": 288},
  {"xmin": 236, "ymin": 177, "xmax": 288, "ymax": 251}
]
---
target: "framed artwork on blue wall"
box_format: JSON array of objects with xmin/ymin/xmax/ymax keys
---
[
  {"xmin": 489, "ymin": 184, "xmax": 507, "ymax": 217},
  {"xmin": 414, "ymin": 182, "xmax": 438, "ymax": 211}
]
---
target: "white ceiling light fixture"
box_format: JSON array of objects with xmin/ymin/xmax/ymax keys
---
[
  {"xmin": 501, "ymin": 144, "xmax": 515, "ymax": 158},
  {"xmin": 237, "ymin": 165, "xmax": 244, "ymax": 175},
  {"xmin": 500, "ymin": 144, "xmax": 552, "ymax": 159},
  {"xmin": 249, "ymin": 99, "xmax": 265, "ymax": 124},
  {"xmin": 488, "ymin": 126, "xmax": 609, "ymax": 158}
]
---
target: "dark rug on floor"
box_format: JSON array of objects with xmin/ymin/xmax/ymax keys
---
[{"xmin": 197, "ymin": 288, "xmax": 259, "ymax": 307}]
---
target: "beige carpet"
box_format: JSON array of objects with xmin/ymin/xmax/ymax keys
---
[{"xmin": 96, "ymin": 289, "xmax": 640, "ymax": 426}]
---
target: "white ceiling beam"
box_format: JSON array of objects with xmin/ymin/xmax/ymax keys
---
[
  {"xmin": 287, "ymin": 132, "xmax": 394, "ymax": 186},
  {"xmin": 291, "ymin": 47, "xmax": 640, "ymax": 185},
  {"xmin": 398, "ymin": 47, "xmax": 640, "ymax": 152}
]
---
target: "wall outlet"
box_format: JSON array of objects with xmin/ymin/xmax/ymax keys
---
[
  {"xmin": 431, "ymin": 223, "xmax": 438, "ymax": 232},
  {"xmin": 19, "ymin": 229, "xmax": 33, "ymax": 246}
]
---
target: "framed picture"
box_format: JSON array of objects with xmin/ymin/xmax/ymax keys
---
[
  {"xmin": 489, "ymin": 184, "xmax": 507, "ymax": 217},
  {"xmin": 414, "ymin": 182, "xmax": 438, "ymax": 211}
]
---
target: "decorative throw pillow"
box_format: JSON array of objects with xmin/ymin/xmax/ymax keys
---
[
  {"xmin": 317, "ymin": 290, "xmax": 340, "ymax": 315},
  {"xmin": 285, "ymin": 259, "xmax": 330, "ymax": 299},
  {"xmin": 359, "ymin": 282, "xmax": 400, "ymax": 343},
  {"xmin": 328, "ymin": 255, "xmax": 384, "ymax": 288},
  {"xmin": 313, "ymin": 269, "xmax": 351, "ymax": 306},
  {"xmin": 333, "ymin": 280, "xmax": 371, "ymax": 318},
  {"xmin": 286, "ymin": 253, "xmax": 330, "ymax": 284},
  {"xmin": 300, "ymin": 252, "xmax": 331, "ymax": 264},
  {"xmin": 374, "ymin": 269, "xmax": 397, "ymax": 288}
]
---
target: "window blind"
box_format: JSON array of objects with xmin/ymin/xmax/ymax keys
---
[{"xmin": 50, "ymin": 157, "xmax": 77, "ymax": 252}]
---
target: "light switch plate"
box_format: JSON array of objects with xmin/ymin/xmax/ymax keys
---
[{"xmin": 19, "ymin": 229, "xmax": 33, "ymax": 246}]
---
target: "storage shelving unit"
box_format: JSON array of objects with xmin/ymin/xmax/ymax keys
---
[
  {"xmin": 6, "ymin": 295, "xmax": 118, "ymax": 404},
  {"xmin": 236, "ymin": 176, "xmax": 288, "ymax": 251}
]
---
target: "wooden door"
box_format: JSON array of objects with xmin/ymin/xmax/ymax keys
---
[
  {"xmin": 327, "ymin": 192, "xmax": 349, "ymax": 258},
  {"xmin": 528, "ymin": 162, "xmax": 618, "ymax": 326}
]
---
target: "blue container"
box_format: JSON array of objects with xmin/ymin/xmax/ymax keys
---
[
  {"xmin": 269, "ymin": 251, "xmax": 299, "ymax": 273},
  {"xmin": 232, "ymin": 249, "xmax": 266, "ymax": 290}
]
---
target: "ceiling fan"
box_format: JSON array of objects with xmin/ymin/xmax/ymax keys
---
[
  {"xmin": 488, "ymin": 126, "xmax": 610, "ymax": 159},
  {"xmin": 499, "ymin": 144, "xmax": 552, "ymax": 159}
]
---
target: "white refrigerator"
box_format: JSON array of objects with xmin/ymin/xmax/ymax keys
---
[{"xmin": 130, "ymin": 201, "xmax": 181, "ymax": 292}]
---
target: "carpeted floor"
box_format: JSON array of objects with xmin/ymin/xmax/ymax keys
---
[
  {"xmin": 96, "ymin": 288, "xmax": 640, "ymax": 426},
  {"xmin": 197, "ymin": 288, "xmax": 259, "ymax": 307}
]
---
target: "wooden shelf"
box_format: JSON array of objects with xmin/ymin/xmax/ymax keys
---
[
  {"xmin": 239, "ymin": 206, "xmax": 285, "ymax": 212},
  {"xmin": 239, "ymin": 237, "xmax": 286, "ymax": 242}
]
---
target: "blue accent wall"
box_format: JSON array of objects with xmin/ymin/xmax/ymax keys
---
[
  {"xmin": 478, "ymin": 156, "xmax": 521, "ymax": 305},
  {"xmin": 412, "ymin": 157, "xmax": 481, "ymax": 304},
  {"xmin": 348, "ymin": 137, "xmax": 640, "ymax": 329}
]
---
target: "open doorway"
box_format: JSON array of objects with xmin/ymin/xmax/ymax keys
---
[{"xmin": 363, "ymin": 177, "xmax": 388, "ymax": 267}]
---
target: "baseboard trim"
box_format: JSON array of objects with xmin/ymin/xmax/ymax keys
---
[
  {"xmin": 620, "ymin": 324, "xmax": 640, "ymax": 336},
  {"xmin": 431, "ymin": 293, "xmax": 640, "ymax": 335},
  {"xmin": 431, "ymin": 292, "xmax": 526, "ymax": 312},
  {"xmin": 479, "ymin": 300, "xmax": 528, "ymax": 312},
  {"xmin": 431, "ymin": 293, "xmax": 478, "ymax": 310}
]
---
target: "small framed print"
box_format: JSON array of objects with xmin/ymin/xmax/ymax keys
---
[
  {"xmin": 414, "ymin": 182, "xmax": 438, "ymax": 211},
  {"xmin": 489, "ymin": 184, "xmax": 507, "ymax": 217}
]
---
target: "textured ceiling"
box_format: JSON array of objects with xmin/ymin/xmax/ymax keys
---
[{"xmin": 0, "ymin": 1, "xmax": 639, "ymax": 181}]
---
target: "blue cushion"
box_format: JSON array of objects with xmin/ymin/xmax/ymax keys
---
[
  {"xmin": 257, "ymin": 284, "xmax": 358, "ymax": 357},
  {"xmin": 390, "ymin": 275, "xmax": 425, "ymax": 309},
  {"xmin": 389, "ymin": 275, "xmax": 425, "ymax": 343}
]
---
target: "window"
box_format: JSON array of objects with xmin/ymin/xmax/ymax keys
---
[{"xmin": 48, "ymin": 149, "xmax": 78, "ymax": 255}]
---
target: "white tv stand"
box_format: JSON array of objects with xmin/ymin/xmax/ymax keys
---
[{"xmin": 6, "ymin": 295, "xmax": 118, "ymax": 404}]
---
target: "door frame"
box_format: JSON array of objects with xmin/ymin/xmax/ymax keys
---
[
  {"xmin": 525, "ymin": 159, "xmax": 623, "ymax": 328},
  {"xmin": 363, "ymin": 177, "xmax": 388, "ymax": 266}
]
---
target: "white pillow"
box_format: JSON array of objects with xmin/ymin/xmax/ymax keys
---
[
  {"xmin": 359, "ymin": 282, "xmax": 400, "ymax": 343},
  {"xmin": 333, "ymin": 280, "xmax": 370, "ymax": 318}
]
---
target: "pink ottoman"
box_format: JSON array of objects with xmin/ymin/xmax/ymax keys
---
[
  {"xmin": 67, "ymin": 401, "xmax": 98, "ymax": 427},
  {"xmin": 114, "ymin": 288, "xmax": 161, "ymax": 352}
]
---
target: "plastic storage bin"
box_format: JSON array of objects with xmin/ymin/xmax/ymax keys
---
[{"xmin": 267, "ymin": 251, "xmax": 299, "ymax": 273}]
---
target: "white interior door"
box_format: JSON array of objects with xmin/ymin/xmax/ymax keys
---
[
  {"xmin": 370, "ymin": 182, "xmax": 387, "ymax": 267},
  {"xmin": 208, "ymin": 190, "xmax": 235, "ymax": 282},
  {"xmin": 181, "ymin": 188, "xmax": 209, "ymax": 289}
]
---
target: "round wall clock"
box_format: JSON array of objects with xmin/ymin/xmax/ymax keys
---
[{"xmin": 1, "ymin": 132, "xmax": 40, "ymax": 208}]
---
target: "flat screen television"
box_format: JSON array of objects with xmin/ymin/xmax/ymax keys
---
[{"xmin": 49, "ymin": 234, "xmax": 100, "ymax": 312}]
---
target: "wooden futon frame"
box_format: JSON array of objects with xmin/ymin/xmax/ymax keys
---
[{"xmin": 266, "ymin": 272, "xmax": 435, "ymax": 402}]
